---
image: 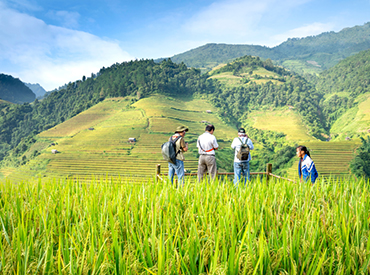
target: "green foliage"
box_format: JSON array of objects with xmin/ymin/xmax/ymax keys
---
[
  {"xmin": 207, "ymin": 56, "xmax": 326, "ymax": 139},
  {"xmin": 350, "ymin": 137, "xmax": 370, "ymax": 179},
  {"xmin": 0, "ymin": 74, "xmax": 35, "ymax": 103},
  {"xmin": 316, "ymin": 49, "xmax": 370, "ymax": 128},
  {"xmin": 0, "ymin": 59, "xmax": 209, "ymax": 165}
]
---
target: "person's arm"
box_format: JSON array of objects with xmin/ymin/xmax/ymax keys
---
[
  {"xmin": 213, "ymin": 137, "xmax": 219, "ymax": 150},
  {"xmin": 308, "ymin": 160, "xmax": 318, "ymax": 183},
  {"xmin": 247, "ymin": 139, "xmax": 254, "ymax": 150},
  {"xmin": 180, "ymin": 138, "xmax": 188, "ymax": 152},
  {"xmin": 231, "ymin": 138, "xmax": 237, "ymax": 149}
]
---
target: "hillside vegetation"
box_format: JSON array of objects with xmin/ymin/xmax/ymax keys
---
[
  {"xmin": 0, "ymin": 74, "xmax": 35, "ymax": 104},
  {"xmin": 0, "ymin": 59, "xmax": 209, "ymax": 165},
  {"xmin": 2, "ymin": 51, "xmax": 368, "ymax": 180},
  {"xmin": 206, "ymin": 55, "xmax": 325, "ymax": 139},
  {"xmin": 4, "ymin": 95, "xmax": 238, "ymax": 182},
  {"xmin": 166, "ymin": 22, "xmax": 370, "ymax": 75},
  {"xmin": 316, "ymin": 49, "xmax": 370, "ymax": 138}
]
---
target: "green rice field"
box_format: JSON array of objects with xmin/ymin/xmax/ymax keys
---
[
  {"xmin": 1, "ymin": 176, "xmax": 370, "ymax": 274},
  {"xmin": 4, "ymin": 95, "xmax": 236, "ymax": 182}
]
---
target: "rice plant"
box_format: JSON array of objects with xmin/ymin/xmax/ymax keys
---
[{"xmin": 1, "ymin": 176, "xmax": 370, "ymax": 274}]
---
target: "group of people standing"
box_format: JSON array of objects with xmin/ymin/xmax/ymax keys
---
[{"xmin": 168, "ymin": 124, "xmax": 318, "ymax": 185}]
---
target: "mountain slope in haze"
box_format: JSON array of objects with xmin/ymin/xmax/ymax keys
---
[
  {"xmin": 24, "ymin": 83, "xmax": 47, "ymax": 98},
  {"xmin": 0, "ymin": 74, "xmax": 36, "ymax": 104},
  {"xmin": 164, "ymin": 22, "xmax": 370, "ymax": 74}
]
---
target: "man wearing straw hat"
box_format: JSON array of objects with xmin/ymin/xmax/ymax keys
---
[
  {"xmin": 168, "ymin": 126, "xmax": 188, "ymax": 185},
  {"xmin": 231, "ymin": 127, "xmax": 254, "ymax": 186}
]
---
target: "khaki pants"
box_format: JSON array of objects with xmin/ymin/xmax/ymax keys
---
[{"xmin": 198, "ymin": 155, "xmax": 217, "ymax": 182}]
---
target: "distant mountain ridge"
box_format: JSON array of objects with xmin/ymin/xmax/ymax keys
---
[
  {"xmin": 162, "ymin": 22, "xmax": 370, "ymax": 74},
  {"xmin": 24, "ymin": 83, "xmax": 47, "ymax": 98},
  {"xmin": 0, "ymin": 74, "xmax": 35, "ymax": 104}
]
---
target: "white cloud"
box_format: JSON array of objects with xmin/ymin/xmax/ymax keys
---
[
  {"xmin": 0, "ymin": 2, "xmax": 133, "ymax": 90},
  {"xmin": 270, "ymin": 22, "xmax": 336, "ymax": 45},
  {"xmin": 181, "ymin": 0, "xmax": 313, "ymax": 43},
  {"xmin": 3, "ymin": 0, "xmax": 41, "ymax": 11},
  {"xmin": 183, "ymin": 0, "xmax": 269, "ymax": 39},
  {"xmin": 46, "ymin": 10, "xmax": 81, "ymax": 29}
]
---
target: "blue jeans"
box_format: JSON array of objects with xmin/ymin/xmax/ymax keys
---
[
  {"xmin": 233, "ymin": 161, "xmax": 250, "ymax": 186},
  {"xmin": 168, "ymin": 159, "xmax": 185, "ymax": 186}
]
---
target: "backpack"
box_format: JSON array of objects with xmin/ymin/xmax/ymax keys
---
[
  {"xmin": 236, "ymin": 138, "xmax": 250, "ymax": 160},
  {"xmin": 161, "ymin": 135, "xmax": 182, "ymax": 164}
]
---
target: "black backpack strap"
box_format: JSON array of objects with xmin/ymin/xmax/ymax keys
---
[{"xmin": 171, "ymin": 135, "xmax": 182, "ymax": 156}]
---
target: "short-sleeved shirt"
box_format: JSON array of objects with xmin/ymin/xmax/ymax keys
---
[
  {"xmin": 231, "ymin": 136, "xmax": 254, "ymax": 163},
  {"xmin": 197, "ymin": 132, "xmax": 218, "ymax": 155},
  {"xmin": 169, "ymin": 133, "xmax": 186, "ymax": 161}
]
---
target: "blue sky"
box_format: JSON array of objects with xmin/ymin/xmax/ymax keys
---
[{"xmin": 0, "ymin": 0, "xmax": 369, "ymax": 90}]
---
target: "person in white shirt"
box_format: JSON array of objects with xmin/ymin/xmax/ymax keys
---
[
  {"xmin": 197, "ymin": 124, "xmax": 219, "ymax": 181},
  {"xmin": 231, "ymin": 128, "xmax": 254, "ymax": 186}
]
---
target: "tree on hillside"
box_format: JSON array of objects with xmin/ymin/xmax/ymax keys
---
[{"xmin": 350, "ymin": 137, "xmax": 370, "ymax": 179}]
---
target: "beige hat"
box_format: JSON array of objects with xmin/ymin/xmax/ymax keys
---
[{"xmin": 175, "ymin": 126, "xmax": 189, "ymax": 133}]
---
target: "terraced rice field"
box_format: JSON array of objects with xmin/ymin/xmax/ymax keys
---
[
  {"xmin": 287, "ymin": 141, "xmax": 360, "ymax": 180},
  {"xmin": 330, "ymin": 93, "xmax": 370, "ymax": 137},
  {"xmin": 249, "ymin": 109, "xmax": 314, "ymax": 141},
  {"xmin": 6, "ymin": 95, "xmax": 236, "ymax": 182}
]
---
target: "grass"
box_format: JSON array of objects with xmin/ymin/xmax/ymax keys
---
[
  {"xmin": 39, "ymin": 100, "xmax": 129, "ymax": 138},
  {"xmin": 331, "ymin": 94, "xmax": 370, "ymax": 138},
  {"xmin": 248, "ymin": 108, "xmax": 314, "ymax": 141},
  {"xmin": 281, "ymin": 60, "xmax": 323, "ymax": 75},
  {"xmin": 1, "ymin": 176, "xmax": 370, "ymax": 274},
  {"xmin": 208, "ymin": 69, "xmax": 284, "ymax": 88}
]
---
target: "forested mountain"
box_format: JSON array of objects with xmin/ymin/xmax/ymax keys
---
[
  {"xmin": 24, "ymin": 83, "xmax": 47, "ymax": 98},
  {"xmin": 0, "ymin": 74, "xmax": 36, "ymax": 104},
  {"xmin": 206, "ymin": 56, "xmax": 325, "ymax": 138},
  {"xmin": 163, "ymin": 22, "xmax": 370, "ymax": 74},
  {"xmin": 315, "ymin": 49, "xmax": 370, "ymax": 135},
  {"xmin": 1, "ymin": 48, "xmax": 369, "ymax": 169},
  {"xmin": 0, "ymin": 59, "xmax": 209, "ymax": 163}
]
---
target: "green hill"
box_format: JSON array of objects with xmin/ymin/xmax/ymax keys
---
[
  {"xmin": 2, "ymin": 53, "xmax": 366, "ymax": 181},
  {"xmin": 165, "ymin": 22, "xmax": 370, "ymax": 75},
  {"xmin": 0, "ymin": 59, "xmax": 208, "ymax": 166},
  {"xmin": 4, "ymin": 95, "xmax": 237, "ymax": 182},
  {"xmin": 205, "ymin": 55, "xmax": 326, "ymax": 139},
  {"xmin": 0, "ymin": 73, "xmax": 36, "ymax": 104},
  {"xmin": 317, "ymin": 49, "xmax": 370, "ymax": 139}
]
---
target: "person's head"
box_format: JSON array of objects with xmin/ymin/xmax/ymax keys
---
[
  {"xmin": 175, "ymin": 126, "xmax": 188, "ymax": 137},
  {"xmin": 238, "ymin": 127, "xmax": 247, "ymax": 137},
  {"xmin": 205, "ymin": 124, "xmax": 215, "ymax": 134},
  {"xmin": 296, "ymin": 145, "xmax": 310, "ymax": 158}
]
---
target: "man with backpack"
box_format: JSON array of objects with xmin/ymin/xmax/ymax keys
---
[
  {"xmin": 197, "ymin": 124, "xmax": 219, "ymax": 182},
  {"xmin": 164, "ymin": 126, "xmax": 188, "ymax": 185},
  {"xmin": 231, "ymin": 128, "xmax": 254, "ymax": 186}
]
